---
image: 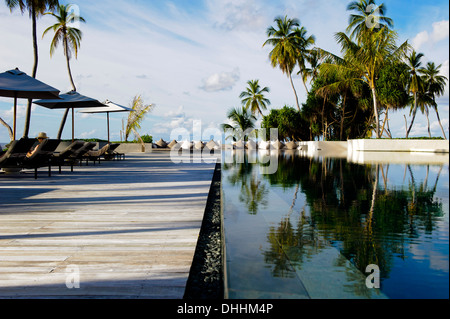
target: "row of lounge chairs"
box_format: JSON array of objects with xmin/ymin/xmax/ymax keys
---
[{"xmin": 0, "ymin": 139, "xmax": 125, "ymax": 179}]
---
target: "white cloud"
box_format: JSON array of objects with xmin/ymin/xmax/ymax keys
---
[
  {"xmin": 412, "ymin": 20, "xmax": 449, "ymax": 51},
  {"xmin": 164, "ymin": 105, "xmax": 186, "ymax": 118},
  {"xmin": 200, "ymin": 68, "xmax": 240, "ymax": 92}
]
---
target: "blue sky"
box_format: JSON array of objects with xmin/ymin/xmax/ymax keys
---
[{"xmin": 0, "ymin": 0, "xmax": 448, "ymax": 142}]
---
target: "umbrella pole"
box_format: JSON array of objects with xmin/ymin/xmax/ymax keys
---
[
  {"xmin": 72, "ymin": 108, "xmax": 75, "ymax": 143},
  {"xmin": 107, "ymin": 112, "xmax": 110, "ymax": 143},
  {"xmin": 13, "ymin": 95, "xmax": 17, "ymax": 140}
]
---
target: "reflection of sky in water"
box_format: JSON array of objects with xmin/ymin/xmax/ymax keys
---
[{"xmin": 222, "ymin": 152, "xmax": 449, "ymax": 299}]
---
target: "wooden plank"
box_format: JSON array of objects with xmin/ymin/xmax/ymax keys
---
[{"xmin": 0, "ymin": 153, "xmax": 216, "ymax": 299}]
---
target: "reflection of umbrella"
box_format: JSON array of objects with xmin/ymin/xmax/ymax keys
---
[
  {"xmin": 34, "ymin": 90, "xmax": 106, "ymax": 142},
  {"xmin": 0, "ymin": 68, "xmax": 60, "ymax": 139},
  {"xmin": 78, "ymin": 99, "xmax": 132, "ymax": 142}
]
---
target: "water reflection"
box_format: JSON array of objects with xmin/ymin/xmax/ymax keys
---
[{"xmin": 222, "ymin": 150, "xmax": 448, "ymax": 298}]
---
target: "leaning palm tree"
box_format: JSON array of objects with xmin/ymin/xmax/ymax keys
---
[
  {"xmin": 263, "ymin": 16, "xmax": 302, "ymax": 111},
  {"xmin": 346, "ymin": 0, "xmax": 394, "ymax": 41},
  {"xmin": 43, "ymin": 3, "xmax": 85, "ymax": 139},
  {"xmin": 239, "ymin": 80, "xmax": 271, "ymax": 117},
  {"xmin": 124, "ymin": 95, "xmax": 153, "ymax": 142},
  {"xmin": 419, "ymin": 62, "xmax": 448, "ymax": 139},
  {"xmin": 405, "ymin": 50, "xmax": 424, "ymax": 138},
  {"xmin": 5, "ymin": 0, "xmax": 60, "ymax": 138}
]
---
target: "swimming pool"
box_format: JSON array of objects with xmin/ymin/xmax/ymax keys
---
[{"xmin": 221, "ymin": 150, "xmax": 449, "ymax": 299}]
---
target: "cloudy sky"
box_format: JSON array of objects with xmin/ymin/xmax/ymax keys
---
[{"xmin": 0, "ymin": 0, "xmax": 448, "ymax": 142}]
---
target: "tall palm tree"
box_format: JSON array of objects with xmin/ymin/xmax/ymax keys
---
[
  {"xmin": 239, "ymin": 80, "xmax": 270, "ymax": 117},
  {"xmin": 5, "ymin": 0, "xmax": 60, "ymax": 138},
  {"xmin": 293, "ymin": 26, "xmax": 316, "ymax": 94},
  {"xmin": 43, "ymin": 3, "xmax": 85, "ymax": 139},
  {"xmin": 321, "ymin": 27, "xmax": 410, "ymax": 138},
  {"xmin": 263, "ymin": 16, "xmax": 302, "ymax": 111},
  {"xmin": 419, "ymin": 62, "xmax": 448, "ymax": 139},
  {"xmin": 346, "ymin": 0, "xmax": 394, "ymax": 41},
  {"xmin": 405, "ymin": 50, "xmax": 424, "ymax": 138},
  {"xmin": 43, "ymin": 3, "xmax": 85, "ymax": 91}
]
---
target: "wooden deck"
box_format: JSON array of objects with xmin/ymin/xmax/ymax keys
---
[{"xmin": 0, "ymin": 152, "xmax": 216, "ymax": 298}]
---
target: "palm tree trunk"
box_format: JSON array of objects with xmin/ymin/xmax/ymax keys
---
[
  {"xmin": 434, "ymin": 106, "xmax": 447, "ymax": 140},
  {"xmin": 64, "ymin": 38, "xmax": 77, "ymax": 92},
  {"xmin": 288, "ymin": 69, "xmax": 300, "ymax": 111},
  {"xmin": 0, "ymin": 117, "xmax": 13, "ymax": 141},
  {"xmin": 22, "ymin": 8, "xmax": 38, "ymax": 138},
  {"xmin": 371, "ymin": 86, "xmax": 380, "ymax": 138},
  {"xmin": 425, "ymin": 106, "xmax": 431, "ymax": 138},
  {"xmin": 406, "ymin": 92, "xmax": 418, "ymax": 138},
  {"xmin": 57, "ymin": 38, "xmax": 77, "ymax": 140}
]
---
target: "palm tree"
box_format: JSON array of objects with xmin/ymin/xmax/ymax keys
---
[
  {"xmin": 43, "ymin": 3, "xmax": 85, "ymax": 91},
  {"xmin": 221, "ymin": 106, "xmax": 257, "ymax": 141},
  {"xmin": 346, "ymin": 0, "xmax": 394, "ymax": 41},
  {"xmin": 239, "ymin": 80, "xmax": 270, "ymax": 117},
  {"xmin": 293, "ymin": 26, "xmax": 316, "ymax": 94},
  {"xmin": 124, "ymin": 95, "xmax": 153, "ymax": 142},
  {"xmin": 302, "ymin": 48, "xmax": 322, "ymax": 88},
  {"xmin": 419, "ymin": 62, "xmax": 448, "ymax": 139},
  {"xmin": 43, "ymin": 3, "xmax": 85, "ymax": 139},
  {"xmin": 405, "ymin": 50, "xmax": 424, "ymax": 138},
  {"xmin": 321, "ymin": 27, "xmax": 410, "ymax": 138},
  {"xmin": 5, "ymin": 0, "xmax": 60, "ymax": 138},
  {"xmin": 263, "ymin": 16, "xmax": 302, "ymax": 111}
]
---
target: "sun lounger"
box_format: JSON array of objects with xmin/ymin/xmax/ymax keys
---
[
  {"xmin": 104, "ymin": 143, "xmax": 125, "ymax": 160},
  {"xmin": 21, "ymin": 139, "xmax": 61, "ymax": 179},
  {"xmin": 0, "ymin": 138, "xmax": 36, "ymax": 171},
  {"xmin": 82, "ymin": 144, "xmax": 110, "ymax": 165},
  {"xmin": 51, "ymin": 140, "xmax": 85, "ymax": 173}
]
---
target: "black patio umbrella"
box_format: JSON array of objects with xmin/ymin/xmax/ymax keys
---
[
  {"xmin": 34, "ymin": 90, "xmax": 106, "ymax": 142},
  {"xmin": 78, "ymin": 99, "xmax": 132, "ymax": 142},
  {"xmin": 0, "ymin": 68, "xmax": 60, "ymax": 139}
]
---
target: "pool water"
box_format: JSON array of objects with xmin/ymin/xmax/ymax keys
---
[{"xmin": 221, "ymin": 150, "xmax": 449, "ymax": 299}]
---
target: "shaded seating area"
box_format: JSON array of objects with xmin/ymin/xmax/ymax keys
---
[
  {"xmin": 1, "ymin": 139, "xmax": 130, "ymax": 179},
  {"xmin": 104, "ymin": 143, "xmax": 125, "ymax": 161},
  {"xmin": 51, "ymin": 141, "xmax": 96, "ymax": 172},
  {"xmin": 82, "ymin": 143, "xmax": 110, "ymax": 165},
  {"xmin": 21, "ymin": 139, "xmax": 61, "ymax": 179},
  {"xmin": 0, "ymin": 138, "xmax": 36, "ymax": 170}
]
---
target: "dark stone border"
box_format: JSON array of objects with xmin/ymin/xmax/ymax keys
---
[{"xmin": 183, "ymin": 162, "xmax": 223, "ymax": 299}]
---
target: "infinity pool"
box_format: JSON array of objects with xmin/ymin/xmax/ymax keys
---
[{"xmin": 221, "ymin": 150, "xmax": 449, "ymax": 299}]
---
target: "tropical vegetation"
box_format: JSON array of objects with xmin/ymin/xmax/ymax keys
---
[
  {"xmin": 122, "ymin": 95, "xmax": 154, "ymax": 142},
  {"xmin": 256, "ymin": 0, "xmax": 448, "ymax": 141},
  {"xmin": 42, "ymin": 3, "xmax": 86, "ymax": 139}
]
